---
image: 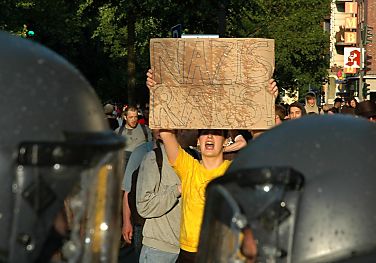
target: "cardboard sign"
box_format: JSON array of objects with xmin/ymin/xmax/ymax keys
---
[{"xmin": 149, "ymin": 38, "xmax": 275, "ymax": 129}]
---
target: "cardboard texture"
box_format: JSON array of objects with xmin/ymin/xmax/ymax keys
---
[{"xmin": 149, "ymin": 38, "xmax": 275, "ymax": 129}]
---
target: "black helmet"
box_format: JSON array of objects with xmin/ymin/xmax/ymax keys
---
[
  {"xmin": 198, "ymin": 115, "xmax": 376, "ymax": 262},
  {"xmin": 0, "ymin": 31, "xmax": 125, "ymax": 262}
]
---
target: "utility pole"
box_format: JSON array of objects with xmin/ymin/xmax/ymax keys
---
[
  {"xmin": 358, "ymin": 0, "xmax": 365, "ymax": 101},
  {"xmin": 359, "ymin": 23, "xmax": 364, "ymax": 101}
]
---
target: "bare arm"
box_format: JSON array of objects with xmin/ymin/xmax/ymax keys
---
[
  {"xmin": 122, "ymin": 192, "xmax": 133, "ymax": 244},
  {"xmin": 146, "ymin": 70, "xmax": 180, "ymax": 165},
  {"xmin": 159, "ymin": 130, "xmax": 180, "ymax": 165},
  {"xmin": 224, "ymin": 134, "xmax": 247, "ymax": 152}
]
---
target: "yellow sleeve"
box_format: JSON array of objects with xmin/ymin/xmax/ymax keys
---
[{"xmin": 171, "ymin": 146, "xmax": 196, "ymax": 181}]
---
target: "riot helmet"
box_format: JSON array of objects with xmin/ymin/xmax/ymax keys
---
[
  {"xmin": 0, "ymin": 31, "xmax": 125, "ymax": 262},
  {"xmin": 198, "ymin": 115, "xmax": 376, "ymax": 263}
]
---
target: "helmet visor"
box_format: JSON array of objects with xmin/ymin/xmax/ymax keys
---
[
  {"xmin": 64, "ymin": 150, "xmax": 123, "ymax": 262},
  {"xmin": 197, "ymin": 167, "xmax": 304, "ymax": 263},
  {"xmin": 197, "ymin": 185, "xmax": 246, "ymax": 263},
  {"xmin": 11, "ymin": 132, "xmax": 124, "ymax": 262}
]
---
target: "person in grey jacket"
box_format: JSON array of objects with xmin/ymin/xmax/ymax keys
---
[{"xmin": 136, "ymin": 130, "xmax": 182, "ymax": 263}]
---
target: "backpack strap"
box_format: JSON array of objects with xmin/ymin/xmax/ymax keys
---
[
  {"xmin": 140, "ymin": 124, "xmax": 149, "ymax": 142},
  {"xmin": 153, "ymin": 140, "xmax": 163, "ymax": 187},
  {"xmin": 128, "ymin": 166, "xmax": 145, "ymax": 226},
  {"xmin": 118, "ymin": 121, "xmax": 125, "ymax": 135},
  {"xmin": 118, "ymin": 123, "xmax": 148, "ymax": 141}
]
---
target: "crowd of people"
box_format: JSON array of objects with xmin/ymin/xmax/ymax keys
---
[
  {"xmin": 2, "ymin": 29, "xmax": 376, "ymax": 263},
  {"xmin": 273, "ymin": 93, "xmax": 376, "ymax": 123},
  {"xmin": 104, "ymin": 103, "xmax": 151, "ymax": 131},
  {"xmin": 107, "ymin": 69, "xmax": 376, "ymax": 263}
]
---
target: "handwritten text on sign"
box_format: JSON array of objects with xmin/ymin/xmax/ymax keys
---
[{"xmin": 149, "ymin": 38, "xmax": 275, "ymax": 129}]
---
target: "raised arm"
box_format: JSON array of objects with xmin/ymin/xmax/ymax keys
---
[
  {"xmin": 159, "ymin": 130, "xmax": 180, "ymax": 165},
  {"xmin": 146, "ymin": 69, "xmax": 180, "ymax": 164}
]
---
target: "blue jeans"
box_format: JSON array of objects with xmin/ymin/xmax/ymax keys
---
[
  {"xmin": 118, "ymin": 225, "xmax": 143, "ymax": 263},
  {"xmin": 133, "ymin": 224, "xmax": 143, "ymax": 253},
  {"xmin": 139, "ymin": 245, "xmax": 179, "ymax": 263}
]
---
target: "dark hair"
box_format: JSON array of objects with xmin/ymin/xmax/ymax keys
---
[
  {"xmin": 198, "ymin": 129, "xmax": 228, "ymax": 138},
  {"xmin": 176, "ymin": 129, "xmax": 199, "ymax": 148},
  {"xmin": 289, "ymin": 101, "xmax": 307, "ymax": 115},
  {"xmin": 275, "ymin": 104, "xmax": 287, "ymax": 120},
  {"xmin": 124, "ymin": 105, "xmax": 138, "ymax": 116},
  {"xmin": 334, "ymin": 97, "xmax": 343, "ymax": 103},
  {"xmin": 349, "ymin": 97, "xmax": 359, "ymax": 109},
  {"xmin": 356, "ymin": 100, "xmax": 376, "ymax": 119}
]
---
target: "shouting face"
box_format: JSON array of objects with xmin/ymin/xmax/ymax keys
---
[{"xmin": 198, "ymin": 130, "xmax": 226, "ymax": 158}]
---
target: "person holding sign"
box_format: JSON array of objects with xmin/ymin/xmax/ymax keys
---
[{"xmin": 146, "ymin": 69, "xmax": 278, "ymax": 262}]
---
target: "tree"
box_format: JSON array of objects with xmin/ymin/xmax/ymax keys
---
[
  {"xmin": 227, "ymin": 0, "xmax": 330, "ymax": 97},
  {"xmin": 2, "ymin": 0, "xmax": 330, "ymax": 103}
]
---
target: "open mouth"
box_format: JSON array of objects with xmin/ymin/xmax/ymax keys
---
[{"xmin": 205, "ymin": 141, "xmax": 215, "ymax": 150}]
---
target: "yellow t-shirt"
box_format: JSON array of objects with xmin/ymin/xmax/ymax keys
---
[{"xmin": 172, "ymin": 146, "xmax": 231, "ymax": 252}]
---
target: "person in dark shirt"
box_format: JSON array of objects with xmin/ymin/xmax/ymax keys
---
[{"xmin": 104, "ymin": 103, "xmax": 119, "ymax": 130}]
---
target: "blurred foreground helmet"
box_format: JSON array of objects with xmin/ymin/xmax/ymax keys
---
[
  {"xmin": 0, "ymin": 31, "xmax": 125, "ymax": 262},
  {"xmin": 198, "ymin": 115, "xmax": 376, "ymax": 263}
]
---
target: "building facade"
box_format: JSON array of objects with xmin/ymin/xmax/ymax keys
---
[
  {"xmin": 328, "ymin": 0, "xmax": 375, "ymax": 103},
  {"xmin": 364, "ymin": 0, "xmax": 376, "ymax": 100}
]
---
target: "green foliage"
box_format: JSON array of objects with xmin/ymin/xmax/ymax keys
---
[
  {"xmin": 228, "ymin": 0, "xmax": 330, "ymax": 96},
  {"xmin": 1, "ymin": 0, "xmax": 330, "ymax": 103},
  {"xmin": 92, "ymin": 4, "xmax": 127, "ymax": 58}
]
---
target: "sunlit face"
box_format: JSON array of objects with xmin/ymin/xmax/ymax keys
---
[
  {"xmin": 289, "ymin": 107, "xmax": 302, "ymax": 119},
  {"xmin": 350, "ymin": 100, "xmax": 357, "ymax": 108},
  {"xmin": 198, "ymin": 130, "xmax": 226, "ymax": 158},
  {"xmin": 275, "ymin": 115, "xmax": 283, "ymax": 125},
  {"xmin": 126, "ymin": 110, "xmax": 138, "ymax": 128},
  {"xmin": 307, "ymin": 97, "xmax": 316, "ymax": 107}
]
